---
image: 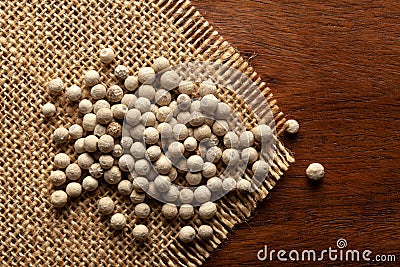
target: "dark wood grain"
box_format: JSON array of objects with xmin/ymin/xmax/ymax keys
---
[{"xmin": 190, "ymin": 1, "xmax": 400, "ymax": 266}]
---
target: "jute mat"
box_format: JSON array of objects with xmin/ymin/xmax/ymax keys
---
[{"xmin": 0, "ymin": 0, "xmax": 294, "ymax": 266}]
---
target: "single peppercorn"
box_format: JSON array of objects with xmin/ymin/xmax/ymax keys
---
[
  {"xmin": 110, "ymin": 213, "xmax": 126, "ymax": 230},
  {"xmin": 66, "ymin": 182, "xmax": 82, "ymax": 198},
  {"xmin": 306, "ymin": 163, "xmax": 325, "ymax": 181},
  {"xmin": 134, "ymin": 203, "xmax": 151, "ymax": 218},
  {"xmin": 107, "ymin": 85, "xmax": 124, "ymax": 103},
  {"xmin": 99, "ymin": 47, "xmax": 115, "ymax": 64},
  {"xmin": 114, "ymin": 65, "xmax": 129, "ymax": 80},
  {"xmin": 98, "ymin": 197, "xmax": 115, "ymax": 215},
  {"xmin": 98, "ymin": 134, "xmax": 114, "ymax": 153},
  {"xmin": 49, "ymin": 170, "xmax": 66, "ymax": 186},
  {"xmin": 42, "ymin": 103, "xmax": 56, "ymax": 117},
  {"xmin": 84, "ymin": 70, "xmax": 100, "ymax": 86},
  {"xmin": 47, "ymin": 78, "xmax": 64, "ymax": 94},
  {"xmin": 53, "ymin": 127, "xmax": 69, "ymax": 143},
  {"xmin": 69, "ymin": 124, "xmax": 83, "ymax": 139},
  {"xmin": 91, "ymin": 84, "xmax": 107, "ymax": 100},
  {"xmin": 54, "ymin": 153, "xmax": 70, "ymax": 169},
  {"xmin": 179, "ymin": 204, "xmax": 194, "ymax": 220},
  {"xmin": 66, "ymin": 163, "xmax": 82, "ymax": 181},
  {"xmin": 161, "ymin": 203, "xmax": 178, "ymax": 219},
  {"xmin": 50, "ymin": 190, "xmax": 68, "ymax": 207},
  {"xmin": 82, "ymin": 176, "xmax": 98, "ymax": 192},
  {"xmin": 104, "ymin": 166, "xmax": 122, "ymax": 184},
  {"xmin": 66, "ymin": 85, "xmax": 82, "ymax": 102},
  {"xmin": 132, "ymin": 224, "xmax": 149, "ymax": 240},
  {"xmin": 198, "ymin": 225, "xmax": 213, "ymax": 240},
  {"xmin": 179, "ymin": 226, "xmax": 196, "ymax": 243}
]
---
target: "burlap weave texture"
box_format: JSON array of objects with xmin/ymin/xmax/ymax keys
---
[{"xmin": 0, "ymin": 0, "xmax": 294, "ymax": 266}]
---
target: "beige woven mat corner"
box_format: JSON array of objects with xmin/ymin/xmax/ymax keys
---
[{"xmin": 0, "ymin": 0, "xmax": 294, "ymax": 266}]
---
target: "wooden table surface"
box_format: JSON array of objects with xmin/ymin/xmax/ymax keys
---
[{"xmin": 191, "ymin": 1, "xmax": 400, "ymax": 266}]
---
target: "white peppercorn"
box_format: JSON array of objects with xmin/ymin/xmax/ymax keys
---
[
  {"xmin": 132, "ymin": 177, "xmax": 149, "ymax": 193},
  {"xmin": 223, "ymin": 132, "xmax": 240, "ymax": 148},
  {"xmin": 252, "ymin": 124, "xmax": 273, "ymax": 143},
  {"xmin": 194, "ymin": 125, "xmax": 212, "ymax": 141},
  {"xmin": 186, "ymin": 172, "xmax": 202, "ymax": 186},
  {"xmin": 198, "ymin": 201, "xmax": 217, "ymax": 219},
  {"xmin": 157, "ymin": 122, "xmax": 173, "ymax": 139},
  {"xmin": 65, "ymin": 163, "xmax": 81, "ymax": 181},
  {"xmin": 160, "ymin": 70, "xmax": 180, "ymax": 90},
  {"xmin": 222, "ymin": 148, "xmax": 240, "ymax": 165},
  {"xmin": 53, "ymin": 127, "xmax": 69, "ymax": 143},
  {"xmin": 135, "ymin": 203, "xmax": 150, "ymax": 218},
  {"xmin": 138, "ymin": 67, "xmax": 156, "ymax": 84},
  {"xmin": 237, "ymin": 179, "xmax": 252, "ymax": 192},
  {"xmin": 93, "ymin": 100, "xmax": 111, "ymax": 114},
  {"xmin": 94, "ymin": 125, "xmax": 108, "ymax": 139},
  {"xmin": 82, "ymin": 113, "xmax": 97, "ymax": 132},
  {"xmin": 143, "ymin": 127, "xmax": 159, "ymax": 145},
  {"xmin": 179, "ymin": 204, "xmax": 194, "ymax": 220},
  {"xmin": 162, "ymin": 203, "xmax": 178, "ymax": 219},
  {"xmin": 153, "ymin": 56, "xmax": 170, "ymax": 72},
  {"xmin": 82, "ymin": 176, "xmax": 98, "ymax": 192},
  {"xmin": 252, "ymin": 160, "xmax": 269, "ymax": 179},
  {"xmin": 239, "ymin": 131, "xmax": 255, "ymax": 148},
  {"xmin": 222, "ymin": 177, "xmax": 237, "ymax": 192},
  {"xmin": 99, "ymin": 154, "xmax": 114, "ymax": 170},
  {"xmin": 306, "ymin": 163, "xmax": 325, "ymax": 181},
  {"xmin": 97, "ymin": 134, "xmax": 114, "ymax": 153},
  {"xmin": 194, "ymin": 185, "xmax": 211, "ymax": 204},
  {"xmin": 66, "ymin": 182, "xmax": 82, "ymax": 198},
  {"xmin": 169, "ymin": 101, "xmax": 179, "ymax": 117},
  {"xmin": 156, "ymin": 106, "xmax": 172, "ymax": 123},
  {"xmin": 207, "ymin": 177, "xmax": 223, "ymax": 192},
  {"xmin": 125, "ymin": 108, "xmax": 141, "ymax": 126},
  {"xmin": 168, "ymin": 167, "xmax": 178, "ymax": 181},
  {"xmin": 179, "ymin": 226, "xmax": 196, "ymax": 243},
  {"xmin": 154, "ymin": 155, "xmax": 172, "ymax": 175},
  {"xmin": 77, "ymin": 153, "xmax": 94, "ymax": 169},
  {"xmin": 141, "ymin": 111, "xmax": 156, "ymax": 127},
  {"xmin": 183, "ymin": 136, "xmax": 197, "ymax": 152},
  {"xmin": 178, "ymin": 80, "xmax": 195, "ymax": 95},
  {"xmin": 205, "ymin": 146, "xmax": 222, "ymax": 163},
  {"xmin": 176, "ymin": 111, "xmax": 191, "ymax": 125},
  {"xmin": 50, "ymin": 190, "xmax": 68, "ymax": 207},
  {"xmin": 177, "ymin": 94, "xmax": 191, "ymax": 111},
  {"xmin": 200, "ymin": 94, "xmax": 219, "ymax": 114},
  {"xmin": 168, "ymin": 142, "xmax": 185, "ymax": 159},
  {"xmin": 107, "ymin": 122, "xmax": 122, "ymax": 138},
  {"xmin": 285, "ymin": 119, "xmax": 300, "ymax": 135},
  {"xmin": 130, "ymin": 190, "xmax": 146, "ymax": 203},
  {"xmin": 215, "ymin": 102, "xmax": 231, "ymax": 120},
  {"xmin": 155, "ymin": 89, "xmax": 171, "ymax": 106},
  {"xmin": 146, "ymin": 146, "xmax": 161, "ymax": 161},
  {"xmin": 118, "ymin": 154, "xmax": 135, "ymax": 172},
  {"xmin": 121, "ymin": 94, "xmax": 137, "ymax": 108},
  {"xmin": 90, "ymin": 84, "xmax": 107, "ymax": 100},
  {"xmin": 74, "ymin": 138, "xmax": 85, "ymax": 154},
  {"xmin": 179, "ymin": 188, "xmax": 194, "ymax": 204},
  {"xmin": 83, "ymin": 135, "xmax": 97, "ymax": 153},
  {"xmin": 198, "ymin": 225, "xmax": 213, "ymax": 239},
  {"xmin": 99, "ymin": 47, "xmax": 115, "ymax": 64},
  {"xmin": 202, "ymin": 162, "xmax": 217, "ymax": 178},
  {"xmin": 117, "ymin": 180, "xmax": 133, "ymax": 195},
  {"xmin": 129, "ymin": 142, "xmax": 145, "ymax": 159},
  {"xmin": 96, "ymin": 107, "xmax": 113, "ymax": 125},
  {"xmin": 112, "ymin": 144, "xmax": 124, "ymax": 158},
  {"xmin": 212, "ymin": 120, "xmax": 229, "ymax": 137},
  {"xmin": 114, "ymin": 65, "xmax": 129, "ymax": 80},
  {"xmin": 173, "ymin": 124, "xmax": 188, "ymax": 141},
  {"xmin": 88, "ymin": 163, "xmax": 103, "ymax": 179},
  {"xmin": 54, "ymin": 153, "xmax": 70, "ymax": 169},
  {"xmin": 68, "ymin": 124, "xmax": 83, "ymax": 140},
  {"xmin": 104, "ymin": 166, "xmax": 122, "ymax": 184},
  {"xmin": 107, "ymin": 85, "xmax": 124, "ymax": 103},
  {"xmin": 134, "ymin": 97, "xmax": 151, "ymax": 113},
  {"xmin": 98, "ymin": 196, "xmax": 115, "ymax": 215},
  {"xmin": 47, "ymin": 78, "xmax": 63, "ymax": 94},
  {"xmin": 154, "ymin": 175, "xmax": 171, "ymax": 193},
  {"xmin": 124, "ymin": 75, "xmax": 139, "ymax": 92},
  {"xmin": 241, "ymin": 147, "xmax": 258, "ymax": 165},
  {"xmin": 138, "ymin": 85, "xmax": 156, "ymax": 100},
  {"xmin": 110, "ymin": 104, "xmax": 128, "ymax": 120},
  {"xmin": 135, "ymin": 159, "xmax": 151, "ymax": 176},
  {"xmin": 84, "ymin": 70, "xmax": 100, "ymax": 86},
  {"xmin": 163, "ymin": 186, "xmax": 180, "ymax": 202},
  {"xmin": 66, "ymin": 85, "xmax": 82, "ymax": 102},
  {"xmin": 132, "ymin": 225, "xmax": 149, "ymax": 240},
  {"xmin": 129, "ymin": 124, "xmax": 145, "ymax": 141},
  {"xmin": 199, "ymin": 80, "xmax": 217, "ymax": 96},
  {"xmin": 49, "ymin": 170, "xmax": 66, "ymax": 186},
  {"xmin": 42, "ymin": 103, "xmax": 56, "ymax": 117},
  {"xmin": 110, "ymin": 213, "xmax": 126, "ymax": 230},
  {"xmin": 187, "ymin": 155, "xmax": 204, "ymax": 172},
  {"xmin": 188, "ymin": 111, "xmax": 205, "ymax": 127}
]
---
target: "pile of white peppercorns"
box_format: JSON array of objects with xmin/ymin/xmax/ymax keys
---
[{"xmin": 44, "ymin": 47, "xmax": 275, "ymax": 243}]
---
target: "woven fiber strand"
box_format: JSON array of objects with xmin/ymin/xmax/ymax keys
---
[{"xmin": 0, "ymin": 0, "xmax": 294, "ymax": 266}]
